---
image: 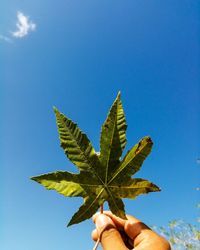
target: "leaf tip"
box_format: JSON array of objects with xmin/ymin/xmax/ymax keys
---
[
  {"xmin": 30, "ymin": 176, "xmax": 35, "ymax": 181},
  {"xmin": 117, "ymin": 91, "xmax": 121, "ymax": 98},
  {"xmin": 150, "ymin": 183, "xmax": 161, "ymax": 193},
  {"xmin": 30, "ymin": 176, "xmax": 38, "ymax": 182},
  {"xmin": 67, "ymin": 219, "xmax": 75, "ymax": 227},
  {"xmin": 53, "ymin": 106, "xmax": 58, "ymax": 113},
  {"xmin": 145, "ymin": 136, "xmax": 153, "ymax": 143}
]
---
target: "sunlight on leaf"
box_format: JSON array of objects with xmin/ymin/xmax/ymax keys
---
[{"xmin": 31, "ymin": 92, "xmax": 160, "ymax": 226}]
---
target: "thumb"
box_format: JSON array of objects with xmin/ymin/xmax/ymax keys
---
[{"xmin": 95, "ymin": 214, "xmax": 128, "ymax": 250}]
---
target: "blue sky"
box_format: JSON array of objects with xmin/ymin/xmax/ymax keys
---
[{"xmin": 1, "ymin": 1, "xmax": 200, "ymax": 250}]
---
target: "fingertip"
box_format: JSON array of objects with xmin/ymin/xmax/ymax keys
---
[
  {"xmin": 91, "ymin": 229, "xmax": 98, "ymax": 241},
  {"xmin": 124, "ymin": 220, "xmax": 149, "ymax": 240},
  {"xmin": 95, "ymin": 214, "xmax": 116, "ymax": 231},
  {"xmin": 92, "ymin": 212, "xmax": 100, "ymax": 223}
]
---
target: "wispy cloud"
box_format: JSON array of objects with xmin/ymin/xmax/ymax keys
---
[
  {"xmin": 12, "ymin": 11, "xmax": 36, "ymax": 38},
  {"xmin": 0, "ymin": 35, "xmax": 13, "ymax": 43}
]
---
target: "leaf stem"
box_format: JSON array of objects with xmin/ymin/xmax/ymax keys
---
[
  {"xmin": 100, "ymin": 204, "xmax": 104, "ymax": 214},
  {"xmin": 92, "ymin": 238, "xmax": 100, "ymax": 250}
]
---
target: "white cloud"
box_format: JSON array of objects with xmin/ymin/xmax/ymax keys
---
[
  {"xmin": 12, "ymin": 11, "xmax": 36, "ymax": 38},
  {"xmin": 0, "ymin": 35, "xmax": 12, "ymax": 43}
]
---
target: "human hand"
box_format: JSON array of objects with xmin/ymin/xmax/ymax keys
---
[{"xmin": 92, "ymin": 211, "xmax": 171, "ymax": 250}]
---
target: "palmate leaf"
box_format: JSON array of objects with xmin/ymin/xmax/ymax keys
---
[{"xmin": 31, "ymin": 92, "xmax": 160, "ymax": 226}]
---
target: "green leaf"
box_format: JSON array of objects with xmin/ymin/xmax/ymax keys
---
[
  {"xmin": 54, "ymin": 108, "xmax": 100, "ymax": 174},
  {"xmin": 107, "ymin": 195, "xmax": 127, "ymax": 219},
  {"xmin": 109, "ymin": 178, "xmax": 160, "ymax": 199},
  {"xmin": 31, "ymin": 171, "xmax": 87, "ymax": 197},
  {"xmin": 68, "ymin": 193, "xmax": 104, "ymax": 226},
  {"xmin": 31, "ymin": 93, "xmax": 160, "ymax": 226},
  {"xmin": 109, "ymin": 136, "xmax": 153, "ymax": 183},
  {"xmin": 99, "ymin": 92, "xmax": 127, "ymax": 183}
]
